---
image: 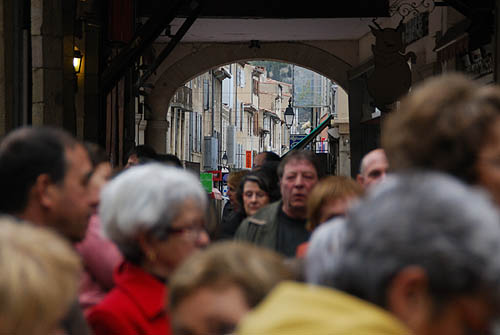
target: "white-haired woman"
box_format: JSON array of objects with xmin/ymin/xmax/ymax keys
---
[{"xmin": 87, "ymin": 164, "xmax": 209, "ymax": 335}]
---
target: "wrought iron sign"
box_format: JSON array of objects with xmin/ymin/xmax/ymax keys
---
[
  {"xmin": 389, "ymin": 0, "xmax": 436, "ymax": 19},
  {"xmin": 366, "ymin": 0, "xmax": 436, "ymax": 113}
]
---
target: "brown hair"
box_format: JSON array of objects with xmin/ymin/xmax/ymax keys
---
[
  {"xmin": 278, "ymin": 150, "xmax": 322, "ymax": 179},
  {"xmin": 383, "ymin": 73, "xmax": 500, "ymax": 184},
  {"xmin": 227, "ymin": 170, "xmax": 249, "ymax": 188},
  {"xmin": 306, "ymin": 176, "xmax": 364, "ymax": 231},
  {"xmin": 169, "ymin": 241, "xmax": 294, "ymax": 310}
]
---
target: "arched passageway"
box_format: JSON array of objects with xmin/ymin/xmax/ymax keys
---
[{"xmin": 145, "ymin": 41, "xmax": 353, "ymax": 151}]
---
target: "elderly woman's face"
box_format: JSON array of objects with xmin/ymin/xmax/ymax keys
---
[
  {"xmin": 147, "ymin": 199, "xmax": 209, "ymax": 276},
  {"xmin": 476, "ymin": 117, "xmax": 500, "ymax": 206},
  {"xmin": 243, "ymin": 181, "xmax": 270, "ymax": 217}
]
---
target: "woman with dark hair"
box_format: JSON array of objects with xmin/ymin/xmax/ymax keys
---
[{"xmin": 237, "ymin": 170, "xmax": 280, "ymax": 218}]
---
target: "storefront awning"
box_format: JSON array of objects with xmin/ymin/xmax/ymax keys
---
[{"xmin": 282, "ymin": 114, "xmax": 333, "ymax": 157}]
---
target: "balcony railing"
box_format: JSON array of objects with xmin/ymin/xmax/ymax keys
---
[{"xmin": 171, "ymin": 86, "xmax": 193, "ymax": 111}]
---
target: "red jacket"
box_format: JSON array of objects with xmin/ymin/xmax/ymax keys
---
[{"xmin": 87, "ymin": 262, "xmax": 171, "ymax": 335}]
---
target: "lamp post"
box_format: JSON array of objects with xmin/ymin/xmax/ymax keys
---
[{"xmin": 284, "ymin": 98, "xmax": 294, "ymax": 128}]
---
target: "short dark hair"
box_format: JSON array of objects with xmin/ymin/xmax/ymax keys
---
[
  {"xmin": 157, "ymin": 153, "xmax": 182, "ymax": 168},
  {"xmin": 277, "ymin": 150, "xmax": 322, "ymax": 179},
  {"xmin": 237, "ymin": 169, "xmax": 281, "ymax": 216},
  {"xmin": 261, "ymin": 151, "xmax": 281, "ymax": 163},
  {"xmin": 84, "ymin": 142, "xmax": 108, "ymax": 168},
  {"xmin": 0, "ymin": 127, "xmax": 77, "ymax": 213},
  {"xmin": 125, "ymin": 144, "xmax": 157, "ymax": 164}
]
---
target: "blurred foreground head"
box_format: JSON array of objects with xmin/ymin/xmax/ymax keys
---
[
  {"xmin": 170, "ymin": 241, "xmax": 293, "ymax": 335},
  {"xmin": 100, "ymin": 164, "xmax": 209, "ymax": 278},
  {"xmin": 0, "ymin": 216, "xmax": 81, "ymax": 335},
  {"xmin": 313, "ymin": 172, "xmax": 500, "ymax": 335},
  {"xmin": 383, "ymin": 73, "xmax": 500, "ymax": 205}
]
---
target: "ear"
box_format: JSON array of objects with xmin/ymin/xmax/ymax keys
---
[
  {"xmin": 356, "ymin": 174, "xmax": 364, "ymax": 186},
  {"xmin": 387, "ymin": 266, "xmax": 431, "ymax": 332},
  {"xmin": 35, "ymin": 174, "xmax": 58, "ymax": 209}
]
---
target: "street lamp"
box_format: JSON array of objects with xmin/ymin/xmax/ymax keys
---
[
  {"xmin": 284, "ymin": 98, "xmax": 294, "ymax": 128},
  {"xmin": 221, "ymin": 151, "xmax": 228, "ymax": 167}
]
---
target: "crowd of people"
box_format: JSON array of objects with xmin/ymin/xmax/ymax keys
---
[{"xmin": 1, "ymin": 72, "xmax": 500, "ymax": 335}]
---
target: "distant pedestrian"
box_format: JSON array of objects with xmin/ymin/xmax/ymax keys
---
[
  {"xmin": 235, "ymin": 150, "xmax": 321, "ymax": 257},
  {"xmin": 356, "ymin": 148, "xmax": 388, "ymax": 190},
  {"xmin": 253, "ymin": 151, "xmax": 280, "ymax": 170},
  {"xmin": 237, "ymin": 170, "xmax": 280, "ymax": 218},
  {"xmin": 124, "ymin": 144, "xmax": 158, "ymax": 168},
  {"xmin": 296, "ymin": 175, "xmax": 363, "ymax": 257},
  {"xmin": 219, "ymin": 170, "xmax": 249, "ymax": 239}
]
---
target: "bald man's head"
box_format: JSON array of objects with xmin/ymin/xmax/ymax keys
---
[{"xmin": 356, "ymin": 149, "xmax": 388, "ymax": 189}]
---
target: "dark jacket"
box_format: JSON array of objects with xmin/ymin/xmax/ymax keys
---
[
  {"xmin": 234, "ymin": 201, "xmax": 282, "ymax": 250},
  {"xmin": 219, "ymin": 201, "xmax": 245, "ymax": 240}
]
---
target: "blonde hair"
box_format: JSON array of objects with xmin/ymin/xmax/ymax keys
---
[
  {"xmin": 170, "ymin": 241, "xmax": 294, "ymax": 310},
  {"xmin": 0, "ymin": 217, "xmax": 81, "ymax": 335},
  {"xmin": 306, "ymin": 176, "xmax": 364, "ymax": 231}
]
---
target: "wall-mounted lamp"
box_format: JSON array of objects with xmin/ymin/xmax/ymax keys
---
[{"xmin": 73, "ymin": 49, "xmax": 83, "ymax": 74}]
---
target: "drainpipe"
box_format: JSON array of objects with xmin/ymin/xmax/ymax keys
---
[{"xmin": 211, "ymin": 69, "xmax": 214, "ymax": 137}]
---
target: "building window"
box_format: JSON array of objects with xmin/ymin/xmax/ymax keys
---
[
  {"xmin": 240, "ymin": 103, "xmax": 244, "ymax": 131},
  {"xmin": 203, "ymin": 79, "xmax": 209, "ymax": 110}
]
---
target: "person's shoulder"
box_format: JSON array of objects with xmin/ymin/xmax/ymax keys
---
[
  {"xmin": 87, "ymin": 287, "xmax": 129, "ymax": 314},
  {"xmin": 252, "ymin": 200, "xmax": 282, "ymax": 219},
  {"xmin": 87, "ymin": 303, "xmax": 135, "ymax": 335}
]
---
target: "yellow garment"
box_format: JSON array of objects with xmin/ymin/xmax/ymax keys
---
[{"xmin": 237, "ymin": 281, "xmax": 410, "ymax": 335}]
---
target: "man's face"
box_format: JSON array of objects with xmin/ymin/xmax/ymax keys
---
[
  {"xmin": 253, "ymin": 153, "xmax": 266, "ymax": 170},
  {"xmin": 88, "ymin": 162, "xmax": 112, "ymax": 214},
  {"xmin": 358, "ymin": 150, "xmax": 389, "ymax": 189},
  {"xmin": 125, "ymin": 154, "xmax": 139, "ymax": 169},
  {"xmin": 50, "ymin": 144, "xmax": 93, "ymax": 242},
  {"xmin": 280, "ymin": 159, "xmax": 318, "ymax": 218}
]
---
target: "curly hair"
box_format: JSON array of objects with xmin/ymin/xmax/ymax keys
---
[{"xmin": 382, "ymin": 73, "xmax": 500, "ymax": 184}]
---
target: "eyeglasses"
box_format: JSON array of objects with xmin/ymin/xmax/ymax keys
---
[{"xmin": 166, "ymin": 225, "xmax": 207, "ymax": 240}]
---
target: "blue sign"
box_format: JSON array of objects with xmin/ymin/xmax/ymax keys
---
[{"xmin": 290, "ymin": 134, "xmax": 306, "ymax": 148}]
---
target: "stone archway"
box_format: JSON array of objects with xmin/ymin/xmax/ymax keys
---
[{"xmin": 146, "ymin": 41, "xmax": 353, "ymax": 151}]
